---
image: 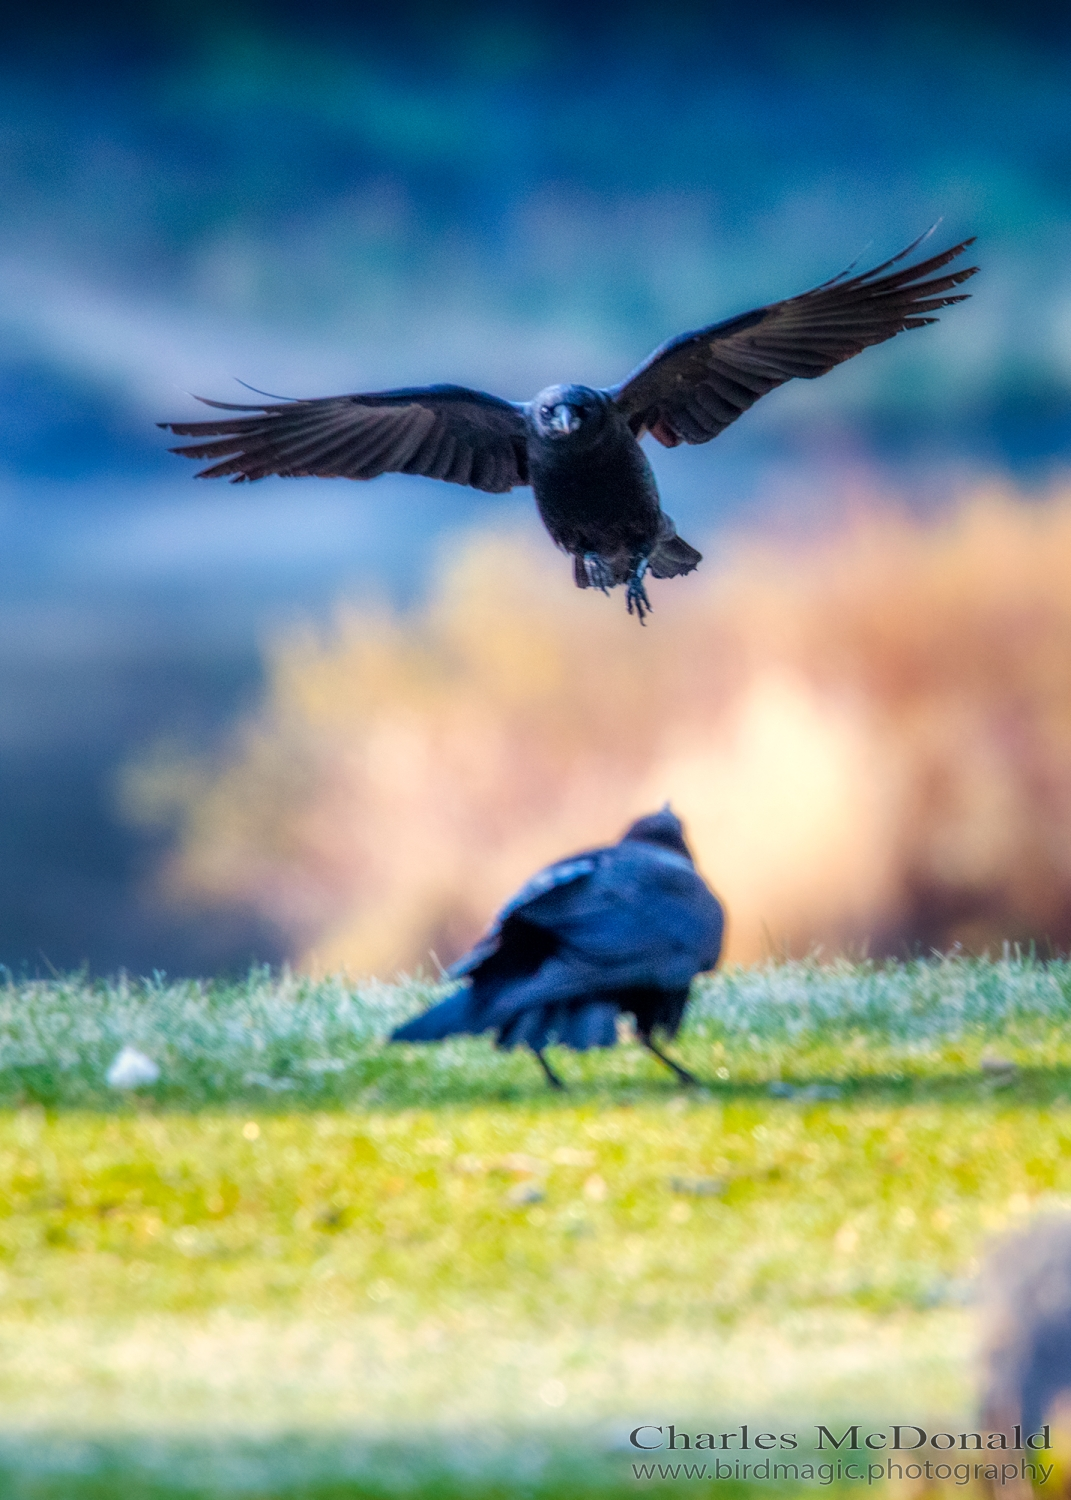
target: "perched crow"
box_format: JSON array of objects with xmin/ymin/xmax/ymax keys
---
[
  {"xmin": 389, "ymin": 806, "xmax": 724, "ymax": 1089},
  {"xmin": 980, "ymin": 1217, "xmax": 1071, "ymax": 1446},
  {"xmin": 162, "ymin": 230, "xmax": 976, "ymax": 621}
]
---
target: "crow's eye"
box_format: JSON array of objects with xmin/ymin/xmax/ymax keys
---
[{"xmin": 540, "ymin": 407, "xmax": 551, "ymax": 420}]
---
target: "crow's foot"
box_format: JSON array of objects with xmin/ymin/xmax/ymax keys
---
[
  {"xmin": 581, "ymin": 552, "xmax": 615, "ymax": 594},
  {"xmin": 641, "ymin": 1034, "xmax": 700, "ymax": 1087},
  {"xmin": 534, "ymin": 1048, "xmax": 566, "ymax": 1090},
  {"xmin": 626, "ymin": 558, "xmax": 652, "ymax": 624}
]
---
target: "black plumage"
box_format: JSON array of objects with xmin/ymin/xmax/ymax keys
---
[
  {"xmin": 162, "ymin": 230, "xmax": 977, "ymax": 621},
  {"xmin": 389, "ymin": 806, "xmax": 724, "ymax": 1089}
]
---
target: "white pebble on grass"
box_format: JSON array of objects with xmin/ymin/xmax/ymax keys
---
[{"xmin": 105, "ymin": 1046, "xmax": 160, "ymax": 1090}]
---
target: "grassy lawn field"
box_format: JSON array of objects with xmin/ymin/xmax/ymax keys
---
[{"xmin": 1, "ymin": 957, "xmax": 1070, "ymax": 1496}]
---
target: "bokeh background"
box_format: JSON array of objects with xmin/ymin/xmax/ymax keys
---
[{"xmin": 5, "ymin": 1, "xmax": 1071, "ymax": 974}]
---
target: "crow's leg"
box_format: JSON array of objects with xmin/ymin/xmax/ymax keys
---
[
  {"xmin": 625, "ymin": 556, "xmax": 652, "ymax": 623},
  {"xmin": 640, "ymin": 1033, "xmax": 699, "ymax": 1087},
  {"xmin": 580, "ymin": 553, "xmax": 615, "ymax": 594},
  {"xmin": 534, "ymin": 1048, "xmax": 566, "ymax": 1090}
]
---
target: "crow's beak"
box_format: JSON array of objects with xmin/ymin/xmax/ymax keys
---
[{"xmin": 549, "ymin": 403, "xmax": 581, "ymax": 435}]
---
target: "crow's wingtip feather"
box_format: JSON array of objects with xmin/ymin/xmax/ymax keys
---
[
  {"xmin": 191, "ymin": 393, "xmax": 274, "ymax": 411},
  {"xmin": 234, "ymin": 377, "xmax": 299, "ymax": 401}
]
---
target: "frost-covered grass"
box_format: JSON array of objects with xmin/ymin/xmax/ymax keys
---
[
  {"xmin": 0, "ymin": 966, "xmax": 434, "ymax": 1108},
  {"xmin": 0, "ymin": 957, "xmax": 1069, "ymax": 1497},
  {"xmin": 699, "ymin": 951, "xmax": 1071, "ymax": 1042},
  {"xmin": 2, "ymin": 954, "xmax": 1071, "ymax": 1108}
]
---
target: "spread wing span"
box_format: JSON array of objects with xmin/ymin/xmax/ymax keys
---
[
  {"xmin": 161, "ymin": 384, "xmax": 530, "ymax": 493},
  {"xmin": 609, "ymin": 231, "xmax": 978, "ymax": 448}
]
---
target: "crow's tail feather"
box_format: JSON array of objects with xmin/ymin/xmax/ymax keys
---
[
  {"xmin": 497, "ymin": 999, "xmax": 619, "ymax": 1052},
  {"xmin": 390, "ymin": 989, "xmax": 485, "ymax": 1042},
  {"xmin": 648, "ymin": 532, "xmax": 702, "ymax": 579}
]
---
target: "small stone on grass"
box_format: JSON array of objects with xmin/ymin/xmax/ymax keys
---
[{"xmin": 105, "ymin": 1047, "xmax": 160, "ymax": 1090}]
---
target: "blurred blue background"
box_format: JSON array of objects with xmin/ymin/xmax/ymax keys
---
[{"xmin": 3, "ymin": 1, "xmax": 1071, "ymax": 973}]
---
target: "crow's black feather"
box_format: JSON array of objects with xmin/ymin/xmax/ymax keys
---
[
  {"xmin": 162, "ymin": 235, "xmax": 977, "ymax": 619},
  {"xmin": 390, "ymin": 807, "xmax": 724, "ymax": 1088}
]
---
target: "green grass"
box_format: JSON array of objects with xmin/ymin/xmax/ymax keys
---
[
  {"xmin": 3, "ymin": 951, "xmax": 1071, "ymax": 1109},
  {"xmin": 1, "ymin": 1092, "xmax": 1066, "ymax": 1325},
  {"xmin": 0, "ymin": 956, "xmax": 1069, "ymax": 1495}
]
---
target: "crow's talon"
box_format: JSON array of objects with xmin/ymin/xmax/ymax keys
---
[
  {"xmin": 626, "ymin": 582, "xmax": 651, "ymax": 622},
  {"xmin": 582, "ymin": 552, "xmax": 614, "ymax": 593},
  {"xmin": 626, "ymin": 560, "xmax": 652, "ymax": 624}
]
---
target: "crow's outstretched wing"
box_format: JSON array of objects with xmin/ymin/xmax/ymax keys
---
[
  {"xmin": 162, "ymin": 384, "xmax": 530, "ymax": 493},
  {"xmin": 608, "ymin": 232, "xmax": 977, "ymax": 448}
]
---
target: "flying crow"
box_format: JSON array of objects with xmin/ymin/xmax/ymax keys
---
[
  {"xmin": 162, "ymin": 230, "xmax": 976, "ymax": 621},
  {"xmin": 389, "ymin": 806, "xmax": 724, "ymax": 1089}
]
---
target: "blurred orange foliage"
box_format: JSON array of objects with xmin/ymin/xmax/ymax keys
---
[{"xmin": 125, "ymin": 484, "xmax": 1071, "ymax": 973}]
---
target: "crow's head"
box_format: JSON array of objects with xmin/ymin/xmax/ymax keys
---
[
  {"xmin": 529, "ymin": 384, "xmax": 609, "ymax": 444},
  {"xmin": 622, "ymin": 804, "xmax": 692, "ymax": 860}
]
